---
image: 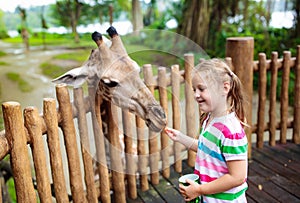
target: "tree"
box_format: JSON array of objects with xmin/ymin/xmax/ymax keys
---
[
  {"xmin": 132, "ymin": 0, "xmax": 143, "ymax": 33},
  {"xmin": 178, "ymin": 0, "xmax": 254, "ymax": 49},
  {"xmin": 0, "ymin": 10, "xmax": 8, "ymax": 39},
  {"xmin": 177, "ymin": 0, "xmax": 211, "ymax": 49},
  {"xmin": 55, "ymin": 0, "xmax": 84, "ymax": 43},
  {"xmin": 17, "ymin": 6, "xmax": 30, "ymax": 51}
]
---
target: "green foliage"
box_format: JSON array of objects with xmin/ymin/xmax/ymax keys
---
[
  {"xmin": 0, "ymin": 10, "xmax": 9, "ymax": 38},
  {"xmin": 40, "ymin": 62, "xmax": 70, "ymax": 79},
  {"xmin": 7, "ymin": 178, "xmax": 17, "ymax": 202},
  {"xmin": 3, "ymin": 32, "xmax": 94, "ymax": 48},
  {"xmin": 6, "ymin": 72, "xmax": 33, "ymax": 92},
  {"xmin": 0, "ymin": 61, "xmax": 8, "ymax": 65},
  {"xmin": 0, "ymin": 51, "xmax": 7, "ymax": 57},
  {"xmin": 53, "ymin": 50, "xmax": 90, "ymax": 62}
]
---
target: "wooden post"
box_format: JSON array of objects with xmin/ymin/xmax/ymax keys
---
[
  {"xmin": 0, "ymin": 132, "xmax": 9, "ymax": 160},
  {"xmin": 171, "ymin": 65, "xmax": 182, "ymax": 173},
  {"xmin": 226, "ymin": 37, "xmax": 254, "ymax": 157},
  {"xmin": 56, "ymin": 84, "xmax": 87, "ymax": 203},
  {"xmin": 2, "ymin": 102, "xmax": 37, "ymax": 203},
  {"xmin": 122, "ymin": 109, "xmax": 137, "ymax": 199},
  {"xmin": 24, "ymin": 106, "xmax": 52, "ymax": 203},
  {"xmin": 293, "ymin": 45, "xmax": 300, "ymax": 144},
  {"xmin": 158, "ymin": 67, "xmax": 170, "ymax": 178},
  {"xmin": 184, "ymin": 54, "xmax": 197, "ymax": 166},
  {"xmin": 136, "ymin": 116, "xmax": 149, "ymax": 191},
  {"xmin": 107, "ymin": 103, "xmax": 126, "ymax": 203},
  {"xmin": 88, "ymin": 87, "xmax": 111, "ymax": 203},
  {"xmin": 74, "ymin": 87, "xmax": 98, "ymax": 203},
  {"xmin": 280, "ymin": 51, "xmax": 291, "ymax": 144},
  {"xmin": 269, "ymin": 52, "xmax": 279, "ymax": 146},
  {"xmin": 257, "ymin": 53, "xmax": 267, "ymax": 148},
  {"xmin": 143, "ymin": 64, "xmax": 160, "ymax": 184},
  {"xmin": 43, "ymin": 98, "xmax": 69, "ymax": 202}
]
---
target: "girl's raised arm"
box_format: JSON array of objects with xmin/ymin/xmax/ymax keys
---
[{"xmin": 164, "ymin": 127, "xmax": 198, "ymax": 152}]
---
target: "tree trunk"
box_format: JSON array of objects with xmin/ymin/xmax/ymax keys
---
[
  {"xmin": 177, "ymin": 0, "xmax": 211, "ymax": 48},
  {"xmin": 67, "ymin": 0, "xmax": 81, "ymax": 43},
  {"xmin": 295, "ymin": 0, "xmax": 300, "ymax": 38},
  {"xmin": 132, "ymin": 0, "xmax": 143, "ymax": 33}
]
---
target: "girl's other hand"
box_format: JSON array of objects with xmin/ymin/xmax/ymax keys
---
[{"xmin": 179, "ymin": 179, "xmax": 201, "ymax": 201}]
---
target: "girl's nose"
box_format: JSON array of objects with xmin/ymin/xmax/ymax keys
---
[{"xmin": 194, "ymin": 89, "xmax": 200, "ymax": 98}]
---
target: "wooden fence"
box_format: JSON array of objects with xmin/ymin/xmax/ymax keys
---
[{"xmin": 0, "ymin": 37, "xmax": 299, "ymax": 202}]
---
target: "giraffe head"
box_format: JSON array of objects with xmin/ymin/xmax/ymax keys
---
[{"xmin": 53, "ymin": 26, "xmax": 167, "ymax": 132}]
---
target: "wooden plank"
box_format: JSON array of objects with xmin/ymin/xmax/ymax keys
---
[
  {"xmin": 152, "ymin": 176, "xmax": 185, "ymax": 203},
  {"xmin": 246, "ymin": 177, "xmax": 279, "ymax": 203},
  {"xmin": 126, "ymin": 195, "xmax": 144, "ymax": 203},
  {"xmin": 266, "ymin": 143, "xmax": 300, "ymax": 163},
  {"xmin": 158, "ymin": 67, "xmax": 170, "ymax": 178},
  {"xmin": 246, "ymin": 195, "xmax": 257, "ymax": 203},
  {"xmin": 248, "ymin": 173, "xmax": 299, "ymax": 202},
  {"xmin": 293, "ymin": 45, "xmax": 300, "ymax": 144},
  {"xmin": 280, "ymin": 51, "xmax": 291, "ymax": 144},
  {"xmin": 24, "ymin": 107, "xmax": 52, "ymax": 202},
  {"xmin": 43, "ymin": 98, "xmax": 69, "ymax": 202},
  {"xmin": 74, "ymin": 88, "xmax": 98, "ymax": 203},
  {"xmin": 257, "ymin": 53, "xmax": 267, "ymax": 148},
  {"xmin": 2, "ymin": 102, "xmax": 37, "ymax": 203},
  {"xmin": 122, "ymin": 109, "xmax": 137, "ymax": 199},
  {"xmin": 281, "ymin": 142, "xmax": 300, "ymax": 153},
  {"xmin": 144, "ymin": 64, "xmax": 160, "ymax": 185},
  {"xmin": 252, "ymin": 147, "xmax": 300, "ymax": 184},
  {"xmin": 249, "ymin": 155, "xmax": 300, "ymax": 198},
  {"xmin": 269, "ymin": 52, "xmax": 279, "ymax": 146},
  {"xmin": 137, "ymin": 183, "xmax": 165, "ymax": 203},
  {"xmin": 261, "ymin": 144, "xmax": 300, "ymax": 172},
  {"xmin": 171, "ymin": 65, "xmax": 183, "ymax": 173},
  {"xmin": 184, "ymin": 53, "xmax": 197, "ymax": 166},
  {"xmin": 56, "ymin": 84, "xmax": 86, "ymax": 202}
]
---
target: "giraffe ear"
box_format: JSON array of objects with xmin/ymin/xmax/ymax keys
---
[{"xmin": 52, "ymin": 67, "xmax": 88, "ymax": 88}]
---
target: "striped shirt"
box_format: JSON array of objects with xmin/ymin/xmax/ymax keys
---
[{"xmin": 194, "ymin": 112, "xmax": 248, "ymax": 203}]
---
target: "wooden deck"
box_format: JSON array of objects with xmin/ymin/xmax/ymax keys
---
[{"xmin": 125, "ymin": 142, "xmax": 300, "ymax": 203}]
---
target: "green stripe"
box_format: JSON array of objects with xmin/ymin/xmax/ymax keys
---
[
  {"xmin": 206, "ymin": 187, "xmax": 247, "ymax": 200},
  {"xmin": 222, "ymin": 143, "xmax": 248, "ymax": 154},
  {"xmin": 203, "ymin": 131, "xmax": 222, "ymax": 147}
]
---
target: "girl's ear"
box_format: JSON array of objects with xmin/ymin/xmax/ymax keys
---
[{"xmin": 223, "ymin": 81, "xmax": 231, "ymax": 94}]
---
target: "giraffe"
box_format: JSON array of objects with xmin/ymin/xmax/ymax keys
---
[{"xmin": 52, "ymin": 26, "xmax": 167, "ymax": 132}]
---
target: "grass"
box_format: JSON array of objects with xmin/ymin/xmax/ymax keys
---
[
  {"xmin": 6, "ymin": 72, "xmax": 33, "ymax": 92},
  {"xmin": 53, "ymin": 50, "xmax": 90, "ymax": 62},
  {"xmin": 0, "ymin": 51, "xmax": 7, "ymax": 57},
  {"xmin": 3, "ymin": 33, "xmax": 94, "ymax": 48},
  {"xmin": 0, "ymin": 61, "xmax": 8, "ymax": 65}
]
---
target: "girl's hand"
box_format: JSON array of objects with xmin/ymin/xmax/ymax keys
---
[
  {"xmin": 164, "ymin": 127, "xmax": 182, "ymax": 142},
  {"xmin": 179, "ymin": 179, "xmax": 201, "ymax": 201}
]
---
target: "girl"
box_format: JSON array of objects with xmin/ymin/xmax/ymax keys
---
[{"xmin": 165, "ymin": 59, "xmax": 248, "ymax": 202}]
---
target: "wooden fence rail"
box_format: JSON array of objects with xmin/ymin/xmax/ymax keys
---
[{"xmin": 0, "ymin": 38, "xmax": 299, "ymax": 202}]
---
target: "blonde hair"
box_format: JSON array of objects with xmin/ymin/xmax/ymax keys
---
[{"xmin": 194, "ymin": 58, "xmax": 247, "ymax": 126}]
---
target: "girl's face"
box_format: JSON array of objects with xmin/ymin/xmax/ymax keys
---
[{"xmin": 192, "ymin": 72, "xmax": 226, "ymax": 114}]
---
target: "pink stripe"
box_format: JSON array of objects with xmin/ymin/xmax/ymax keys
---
[
  {"xmin": 200, "ymin": 174, "xmax": 217, "ymax": 182},
  {"xmin": 213, "ymin": 122, "xmax": 245, "ymax": 139},
  {"xmin": 194, "ymin": 169, "xmax": 200, "ymax": 177},
  {"xmin": 199, "ymin": 160, "xmax": 228, "ymax": 173}
]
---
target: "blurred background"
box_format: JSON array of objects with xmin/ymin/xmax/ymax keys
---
[
  {"xmin": 0, "ymin": 1, "xmax": 299, "ymax": 201},
  {"xmin": 0, "ymin": 0, "xmax": 299, "ymax": 127}
]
